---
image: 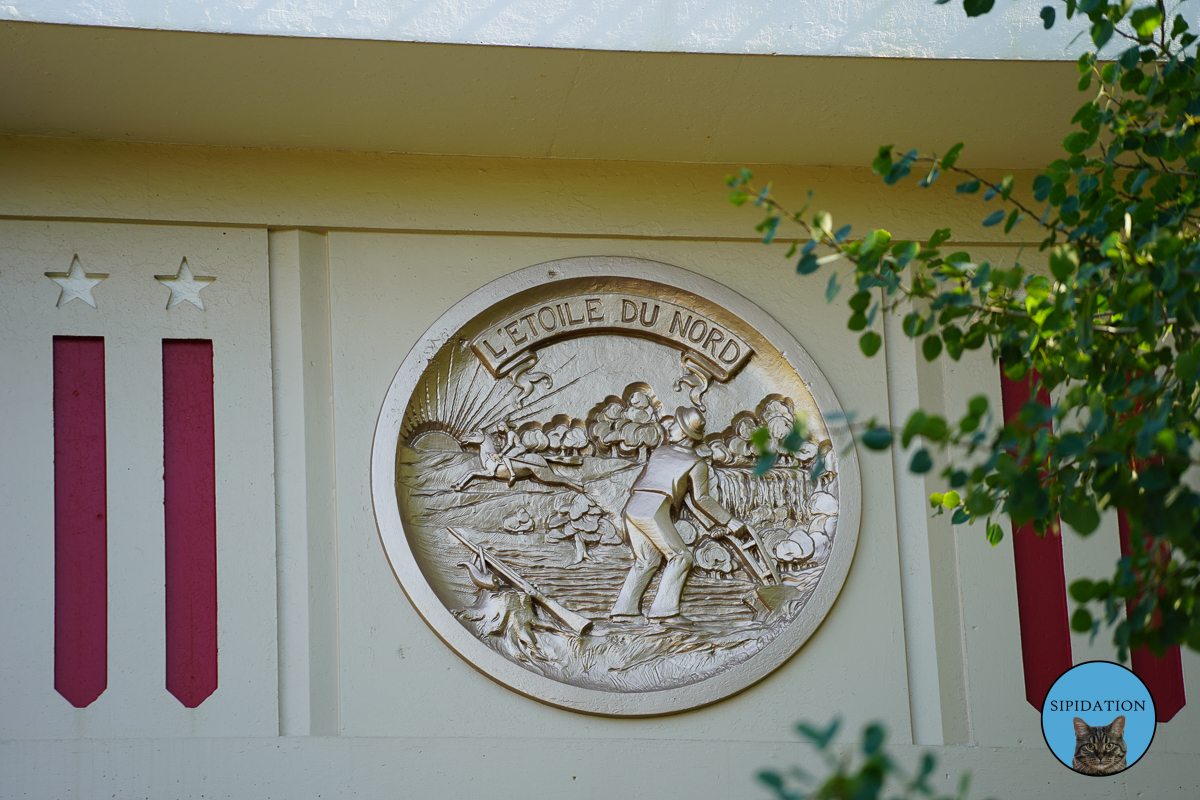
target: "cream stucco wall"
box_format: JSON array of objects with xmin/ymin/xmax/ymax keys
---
[{"xmin": 1, "ymin": 135, "xmax": 1199, "ymax": 798}]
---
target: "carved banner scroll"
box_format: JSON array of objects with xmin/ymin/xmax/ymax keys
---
[
  {"xmin": 372, "ymin": 258, "xmax": 861, "ymax": 717},
  {"xmin": 470, "ymin": 293, "xmax": 754, "ymax": 381}
]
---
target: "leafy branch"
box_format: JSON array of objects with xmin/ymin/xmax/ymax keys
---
[
  {"xmin": 757, "ymin": 719, "xmax": 993, "ymax": 800},
  {"xmin": 730, "ymin": 0, "xmax": 1200, "ymax": 659}
]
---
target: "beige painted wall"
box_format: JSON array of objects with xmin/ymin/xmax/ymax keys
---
[{"xmin": 1, "ymin": 136, "xmax": 1197, "ymax": 799}]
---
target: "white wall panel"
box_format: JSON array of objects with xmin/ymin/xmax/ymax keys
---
[
  {"xmin": 0, "ymin": 220, "xmax": 278, "ymax": 738},
  {"xmin": 324, "ymin": 232, "xmax": 912, "ymax": 743}
]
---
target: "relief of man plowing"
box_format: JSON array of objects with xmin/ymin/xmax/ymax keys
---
[{"xmin": 610, "ymin": 405, "xmax": 753, "ymax": 625}]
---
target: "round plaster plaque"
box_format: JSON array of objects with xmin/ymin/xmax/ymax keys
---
[{"xmin": 372, "ymin": 257, "xmax": 861, "ymax": 716}]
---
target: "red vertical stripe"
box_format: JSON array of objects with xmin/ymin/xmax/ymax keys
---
[
  {"xmin": 1116, "ymin": 511, "xmax": 1187, "ymax": 722},
  {"xmin": 999, "ymin": 366, "xmax": 1073, "ymax": 710},
  {"xmin": 53, "ymin": 336, "xmax": 108, "ymax": 708},
  {"xmin": 163, "ymin": 339, "xmax": 218, "ymax": 708}
]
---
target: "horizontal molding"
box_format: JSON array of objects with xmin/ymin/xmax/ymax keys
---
[{"xmin": 1, "ymin": 136, "xmax": 1050, "ymax": 246}]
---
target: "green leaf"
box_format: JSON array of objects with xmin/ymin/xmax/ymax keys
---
[
  {"xmin": 862, "ymin": 229, "xmax": 892, "ymax": 255},
  {"xmin": 1071, "ymin": 608, "xmax": 1094, "ymax": 632},
  {"xmin": 929, "ymin": 228, "xmax": 952, "ymax": 247},
  {"xmin": 797, "ymin": 253, "xmax": 820, "ymax": 275},
  {"xmin": 1040, "ymin": 5, "xmax": 1055, "ymax": 28},
  {"xmin": 825, "ymin": 272, "xmax": 841, "ymax": 303},
  {"xmin": 999, "ymin": 174, "xmax": 1014, "ymax": 200},
  {"xmin": 760, "ymin": 216, "xmax": 780, "ymax": 244},
  {"xmin": 982, "ymin": 210, "xmax": 1006, "ymax": 227},
  {"xmin": 986, "ymin": 522, "xmax": 1005, "ymax": 546},
  {"xmin": 922, "ymin": 335, "xmax": 943, "ymax": 361},
  {"xmin": 963, "ymin": 0, "xmax": 994, "ymax": 17},
  {"xmin": 1063, "ymin": 131, "xmax": 1091, "ymax": 154},
  {"xmin": 902, "ymin": 411, "xmax": 927, "ymax": 448},
  {"xmin": 756, "ymin": 771, "xmax": 786, "ymax": 792},
  {"xmin": 1130, "ymin": 6, "xmax": 1164, "ymax": 39},
  {"xmin": 750, "ymin": 426, "xmax": 770, "ymax": 450},
  {"xmin": 1032, "ymin": 174, "xmax": 1053, "ymax": 202},
  {"xmin": 1092, "ymin": 18, "xmax": 1114, "ymax": 48},
  {"xmin": 752, "ymin": 453, "xmax": 778, "ymax": 476},
  {"xmin": 796, "ymin": 719, "xmax": 840, "ymax": 749},
  {"xmin": 1003, "ymin": 208, "xmax": 1021, "ymax": 233},
  {"xmin": 1187, "ymin": 622, "xmax": 1200, "ymax": 652},
  {"xmin": 910, "ymin": 448, "xmax": 934, "ymax": 474},
  {"xmin": 1069, "ymin": 578, "xmax": 1095, "ymax": 603},
  {"xmin": 894, "ymin": 240, "xmax": 920, "ymax": 270},
  {"xmin": 1131, "ymin": 168, "xmax": 1150, "ymax": 193},
  {"xmin": 1049, "ymin": 245, "xmax": 1079, "ymax": 281},
  {"xmin": 859, "ymin": 331, "xmax": 883, "ymax": 357},
  {"xmin": 847, "ymin": 312, "xmax": 868, "ymax": 331},
  {"xmin": 1060, "ymin": 494, "xmax": 1101, "ymax": 535},
  {"xmin": 965, "ymin": 488, "xmax": 995, "ymax": 516},
  {"xmin": 885, "ymin": 155, "xmax": 914, "ymax": 185},
  {"xmin": 968, "ymin": 395, "xmax": 988, "ymax": 416},
  {"xmin": 848, "ymin": 290, "xmax": 871, "ymax": 312},
  {"xmin": 813, "ymin": 211, "xmax": 833, "ymax": 235},
  {"xmin": 956, "ymin": 179, "xmax": 981, "ymax": 194},
  {"xmin": 861, "ymin": 424, "xmax": 892, "ymax": 449},
  {"xmin": 942, "ymin": 490, "xmax": 961, "ymax": 508},
  {"xmin": 862, "ymin": 723, "xmax": 885, "ymax": 756},
  {"xmin": 1175, "ymin": 350, "xmax": 1199, "ymax": 382},
  {"xmin": 943, "ymin": 142, "xmax": 965, "ymax": 169}
]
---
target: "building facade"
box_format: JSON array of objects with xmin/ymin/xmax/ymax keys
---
[{"xmin": 1, "ymin": 3, "xmax": 1197, "ymax": 797}]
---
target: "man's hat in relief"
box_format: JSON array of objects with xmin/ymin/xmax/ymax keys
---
[{"xmin": 674, "ymin": 406, "xmax": 705, "ymax": 442}]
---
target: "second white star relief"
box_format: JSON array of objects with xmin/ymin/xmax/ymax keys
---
[
  {"xmin": 156, "ymin": 258, "xmax": 216, "ymax": 310},
  {"xmin": 45, "ymin": 256, "xmax": 109, "ymax": 308}
]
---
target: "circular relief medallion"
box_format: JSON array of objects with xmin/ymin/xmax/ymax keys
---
[{"xmin": 372, "ymin": 257, "xmax": 861, "ymax": 715}]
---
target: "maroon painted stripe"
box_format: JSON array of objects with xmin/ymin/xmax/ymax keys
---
[
  {"xmin": 999, "ymin": 366, "xmax": 1073, "ymax": 710},
  {"xmin": 1116, "ymin": 510, "xmax": 1187, "ymax": 722},
  {"xmin": 53, "ymin": 336, "xmax": 108, "ymax": 708},
  {"xmin": 162, "ymin": 339, "xmax": 218, "ymax": 708}
]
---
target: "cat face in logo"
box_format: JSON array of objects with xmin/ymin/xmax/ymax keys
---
[{"xmin": 1072, "ymin": 715, "xmax": 1128, "ymax": 775}]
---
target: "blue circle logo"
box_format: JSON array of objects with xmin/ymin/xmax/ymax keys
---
[{"xmin": 1041, "ymin": 661, "xmax": 1156, "ymax": 776}]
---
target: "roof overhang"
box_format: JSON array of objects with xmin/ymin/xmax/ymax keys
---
[{"xmin": 2, "ymin": 20, "xmax": 1080, "ymax": 168}]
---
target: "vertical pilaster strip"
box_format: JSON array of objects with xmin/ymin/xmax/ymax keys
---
[
  {"xmin": 297, "ymin": 230, "xmax": 340, "ymax": 737},
  {"xmin": 163, "ymin": 339, "xmax": 218, "ymax": 708},
  {"xmin": 268, "ymin": 229, "xmax": 340, "ymax": 736},
  {"xmin": 883, "ymin": 301, "xmax": 970, "ymax": 745},
  {"xmin": 53, "ymin": 336, "xmax": 108, "ymax": 708},
  {"xmin": 1116, "ymin": 510, "xmax": 1187, "ymax": 722},
  {"xmin": 999, "ymin": 367, "xmax": 1072, "ymax": 710}
]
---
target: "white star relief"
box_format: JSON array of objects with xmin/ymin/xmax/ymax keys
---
[
  {"xmin": 156, "ymin": 258, "xmax": 216, "ymax": 310},
  {"xmin": 45, "ymin": 255, "xmax": 108, "ymax": 308}
]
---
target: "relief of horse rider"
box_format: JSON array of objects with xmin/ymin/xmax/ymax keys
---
[{"xmin": 610, "ymin": 405, "xmax": 748, "ymax": 625}]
